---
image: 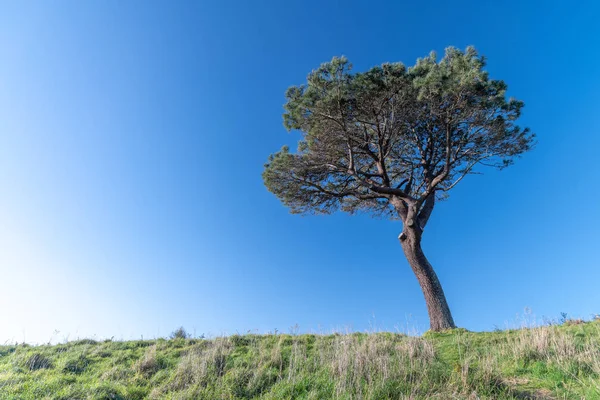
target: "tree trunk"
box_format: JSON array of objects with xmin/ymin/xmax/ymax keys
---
[{"xmin": 399, "ymin": 228, "xmax": 456, "ymax": 331}]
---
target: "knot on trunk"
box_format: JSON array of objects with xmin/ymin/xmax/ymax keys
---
[{"xmin": 398, "ymin": 232, "xmax": 407, "ymax": 242}]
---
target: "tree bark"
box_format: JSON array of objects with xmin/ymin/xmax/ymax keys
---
[{"xmin": 399, "ymin": 227, "xmax": 456, "ymax": 331}]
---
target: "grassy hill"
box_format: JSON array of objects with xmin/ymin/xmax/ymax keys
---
[{"xmin": 0, "ymin": 321, "xmax": 599, "ymax": 399}]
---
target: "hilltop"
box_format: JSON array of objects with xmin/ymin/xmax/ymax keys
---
[{"xmin": 0, "ymin": 321, "xmax": 599, "ymax": 399}]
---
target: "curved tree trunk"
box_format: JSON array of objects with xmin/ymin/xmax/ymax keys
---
[{"xmin": 399, "ymin": 227, "xmax": 456, "ymax": 331}]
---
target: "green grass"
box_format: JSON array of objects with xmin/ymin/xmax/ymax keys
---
[{"xmin": 1, "ymin": 321, "xmax": 599, "ymax": 399}]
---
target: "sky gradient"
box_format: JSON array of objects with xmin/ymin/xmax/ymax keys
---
[{"xmin": 1, "ymin": 0, "xmax": 599, "ymax": 344}]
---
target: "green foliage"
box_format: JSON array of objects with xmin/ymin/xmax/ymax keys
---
[
  {"xmin": 0, "ymin": 322, "xmax": 599, "ymax": 399},
  {"xmin": 264, "ymin": 46, "xmax": 534, "ymax": 217},
  {"xmin": 169, "ymin": 327, "xmax": 190, "ymax": 340}
]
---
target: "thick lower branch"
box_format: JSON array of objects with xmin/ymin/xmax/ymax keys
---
[{"xmin": 417, "ymin": 194, "xmax": 435, "ymax": 229}]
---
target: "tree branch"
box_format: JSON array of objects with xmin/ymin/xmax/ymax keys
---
[{"xmin": 417, "ymin": 194, "xmax": 435, "ymax": 229}]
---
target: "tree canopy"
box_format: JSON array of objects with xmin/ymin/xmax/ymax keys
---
[{"xmin": 263, "ymin": 47, "xmax": 534, "ymax": 225}]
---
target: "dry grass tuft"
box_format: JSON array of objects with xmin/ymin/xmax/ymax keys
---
[
  {"xmin": 134, "ymin": 344, "xmax": 160, "ymax": 377},
  {"xmin": 25, "ymin": 353, "xmax": 52, "ymax": 371}
]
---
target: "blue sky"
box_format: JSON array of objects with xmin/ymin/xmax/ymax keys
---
[{"xmin": 1, "ymin": 1, "xmax": 599, "ymax": 343}]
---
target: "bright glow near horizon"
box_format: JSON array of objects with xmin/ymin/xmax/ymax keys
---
[{"xmin": 1, "ymin": 1, "xmax": 600, "ymax": 344}]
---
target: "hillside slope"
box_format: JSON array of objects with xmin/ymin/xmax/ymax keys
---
[{"xmin": 0, "ymin": 321, "xmax": 599, "ymax": 399}]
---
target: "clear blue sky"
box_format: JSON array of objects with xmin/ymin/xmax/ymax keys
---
[{"xmin": 1, "ymin": 1, "xmax": 599, "ymax": 344}]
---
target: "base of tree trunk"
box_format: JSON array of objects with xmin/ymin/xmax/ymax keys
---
[{"xmin": 400, "ymin": 230, "xmax": 456, "ymax": 331}]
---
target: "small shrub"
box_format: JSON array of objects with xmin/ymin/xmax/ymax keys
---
[{"xmin": 170, "ymin": 327, "xmax": 189, "ymax": 340}]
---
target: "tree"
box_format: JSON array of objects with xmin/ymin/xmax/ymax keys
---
[{"xmin": 262, "ymin": 47, "xmax": 534, "ymax": 331}]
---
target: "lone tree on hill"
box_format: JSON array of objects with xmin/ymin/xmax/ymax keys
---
[{"xmin": 263, "ymin": 47, "xmax": 534, "ymax": 331}]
